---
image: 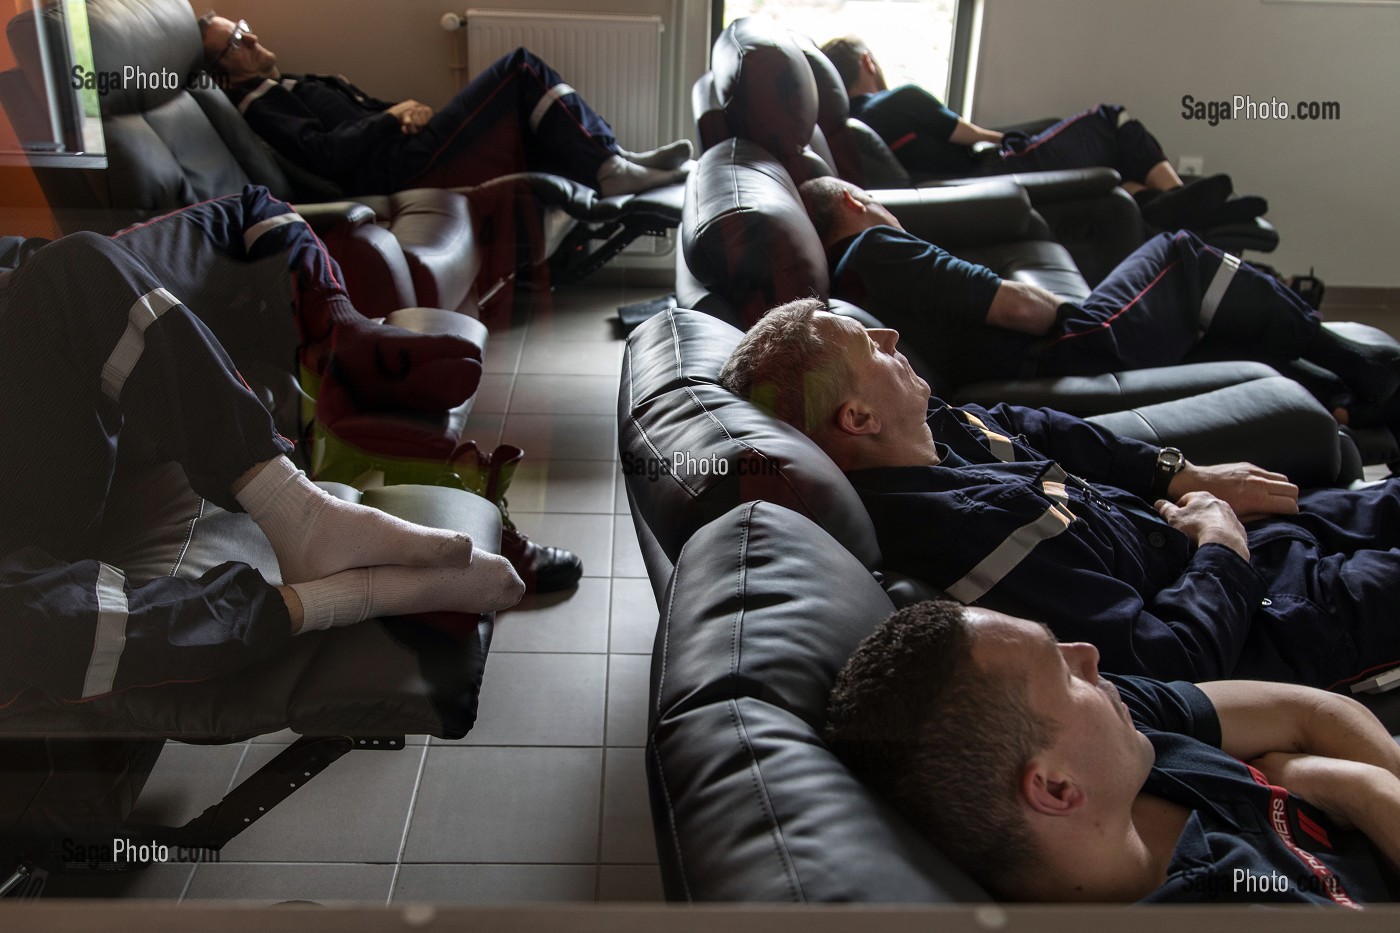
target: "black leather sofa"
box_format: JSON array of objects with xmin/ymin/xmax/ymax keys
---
[{"xmin": 619, "ymin": 308, "xmax": 1359, "ymax": 901}]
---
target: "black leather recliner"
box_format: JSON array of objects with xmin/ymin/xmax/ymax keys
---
[
  {"xmin": 0, "ymin": 235, "xmax": 501, "ymax": 883},
  {"xmin": 647, "ymin": 499, "xmax": 988, "ymax": 902},
  {"xmin": 3, "ymin": 0, "xmax": 686, "ymax": 317}
]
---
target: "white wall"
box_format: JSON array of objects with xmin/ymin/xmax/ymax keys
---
[{"xmin": 972, "ymin": 0, "xmax": 1400, "ymax": 287}]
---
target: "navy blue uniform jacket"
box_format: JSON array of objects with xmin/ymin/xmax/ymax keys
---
[{"xmin": 849, "ymin": 401, "xmax": 1396, "ymax": 686}]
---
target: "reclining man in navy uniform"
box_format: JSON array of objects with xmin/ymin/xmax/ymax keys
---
[
  {"xmin": 801, "ymin": 176, "xmax": 1400, "ymax": 431},
  {"xmin": 826, "ymin": 600, "xmax": 1400, "ymax": 904},
  {"xmin": 720, "ymin": 299, "xmax": 1400, "ymax": 688},
  {"xmin": 0, "ymin": 220, "xmax": 525, "ymax": 702},
  {"xmin": 819, "ymin": 36, "xmax": 1263, "ymax": 231},
  {"xmin": 199, "ymin": 14, "xmax": 690, "ymax": 197}
]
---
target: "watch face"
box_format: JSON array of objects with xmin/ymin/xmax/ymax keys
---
[{"xmin": 1160, "ymin": 447, "xmax": 1185, "ymax": 472}]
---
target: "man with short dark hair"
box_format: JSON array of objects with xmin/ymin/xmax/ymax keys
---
[
  {"xmin": 198, "ymin": 14, "xmax": 690, "ymax": 197},
  {"xmin": 818, "ymin": 36, "xmax": 1259, "ymax": 231},
  {"xmin": 800, "ymin": 176, "xmax": 1400, "ymax": 425},
  {"xmin": 719, "ymin": 300, "xmax": 1400, "ymax": 687},
  {"xmin": 826, "ymin": 600, "xmax": 1400, "ymax": 904}
]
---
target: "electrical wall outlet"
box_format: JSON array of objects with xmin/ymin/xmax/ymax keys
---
[{"xmin": 1178, "ymin": 154, "xmax": 1205, "ymax": 176}]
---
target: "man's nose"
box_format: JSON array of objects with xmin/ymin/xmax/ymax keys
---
[{"xmin": 1063, "ymin": 642, "xmax": 1100, "ymax": 679}]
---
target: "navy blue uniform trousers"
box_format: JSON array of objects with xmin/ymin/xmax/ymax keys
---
[
  {"xmin": 852, "ymin": 85, "xmax": 1166, "ymax": 183},
  {"xmin": 833, "ymin": 226, "xmax": 1321, "ymax": 392},
  {"xmin": 1038, "ymin": 229, "xmax": 1321, "ymax": 378},
  {"xmin": 0, "ymin": 231, "xmax": 295, "ymax": 703},
  {"xmin": 239, "ymin": 48, "xmax": 622, "ymax": 194}
]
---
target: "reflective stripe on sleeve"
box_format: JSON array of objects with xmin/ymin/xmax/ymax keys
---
[
  {"xmin": 529, "ymin": 83, "xmax": 576, "ymax": 131},
  {"xmin": 244, "ymin": 212, "xmax": 307, "ymax": 252},
  {"xmin": 945, "ymin": 497, "xmax": 1075, "ymax": 604},
  {"xmin": 960, "ymin": 412, "xmax": 1016, "ymax": 462},
  {"xmin": 82, "ymin": 563, "xmax": 130, "ymax": 698},
  {"xmin": 236, "ymin": 78, "xmax": 279, "ymax": 114},
  {"xmin": 100, "ymin": 288, "xmax": 181, "ymax": 401}
]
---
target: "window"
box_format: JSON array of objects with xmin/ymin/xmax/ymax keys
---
[
  {"xmin": 716, "ymin": 0, "xmax": 971, "ymax": 109},
  {"xmin": 1, "ymin": 0, "xmax": 106, "ymax": 167}
]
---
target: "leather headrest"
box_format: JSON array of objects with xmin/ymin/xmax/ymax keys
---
[
  {"xmin": 88, "ymin": 0, "xmax": 204, "ymax": 117},
  {"xmin": 620, "ymin": 309, "xmax": 882, "ymax": 570},
  {"xmin": 790, "ymin": 31, "xmax": 850, "ymax": 133},
  {"xmin": 648, "ymin": 501, "xmax": 988, "ymax": 902},
  {"xmin": 711, "ymin": 17, "xmax": 817, "ymax": 161},
  {"xmin": 681, "ymin": 139, "xmax": 828, "ymax": 328}
]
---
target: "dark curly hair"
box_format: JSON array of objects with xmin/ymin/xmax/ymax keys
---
[{"xmin": 825, "ymin": 600, "xmax": 1055, "ymax": 896}]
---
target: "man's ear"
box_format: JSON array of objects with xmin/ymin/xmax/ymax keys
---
[
  {"xmin": 835, "ymin": 399, "xmax": 881, "ymax": 437},
  {"xmin": 1021, "ymin": 758, "xmax": 1086, "ymax": 817},
  {"xmin": 839, "ymin": 188, "xmax": 867, "ymax": 216},
  {"xmin": 860, "ymin": 51, "xmax": 878, "ymax": 77}
]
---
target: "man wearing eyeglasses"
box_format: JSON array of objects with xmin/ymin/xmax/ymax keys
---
[{"xmin": 197, "ymin": 14, "xmax": 690, "ymax": 198}]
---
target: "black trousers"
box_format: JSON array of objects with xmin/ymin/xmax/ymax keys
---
[{"xmin": 0, "ymin": 232, "xmax": 294, "ymax": 701}]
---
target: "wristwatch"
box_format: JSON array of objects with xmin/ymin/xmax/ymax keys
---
[{"xmin": 1151, "ymin": 446, "xmax": 1186, "ymax": 500}]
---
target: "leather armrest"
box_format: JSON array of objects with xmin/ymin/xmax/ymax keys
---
[
  {"xmin": 917, "ymin": 167, "xmax": 1123, "ymax": 205},
  {"xmin": 291, "ymin": 200, "xmax": 379, "ymax": 233},
  {"xmin": 956, "ymin": 361, "xmax": 1283, "ymax": 416},
  {"xmin": 1085, "ymin": 377, "xmax": 1343, "ymax": 488},
  {"xmin": 383, "ymin": 306, "xmax": 489, "ymax": 359},
  {"xmin": 875, "ymin": 179, "xmax": 1034, "ymax": 247}
]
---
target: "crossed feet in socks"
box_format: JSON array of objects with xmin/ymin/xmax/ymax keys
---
[
  {"xmin": 596, "ymin": 139, "xmax": 693, "ymax": 197},
  {"xmin": 234, "ymin": 456, "xmax": 524, "ymax": 633}
]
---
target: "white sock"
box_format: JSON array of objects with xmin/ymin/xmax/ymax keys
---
[
  {"xmin": 288, "ymin": 553, "xmax": 525, "ymax": 632},
  {"xmin": 617, "ymin": 139, "xmax": 692, "ymax": 169},
  {"xmin": 596, "ymin": 156, "xmax": 687, "ymax": 197},
  {"xmin": 235, "ymin": 457, "xmax": 474, "ymax": 584}
]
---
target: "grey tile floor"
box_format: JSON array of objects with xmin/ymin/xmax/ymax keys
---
[{"xmin": 50, "ymin": 281, "xmax": 669, "ymax": 906}]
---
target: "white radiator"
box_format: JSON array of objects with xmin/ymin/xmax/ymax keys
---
[{"xmin": 463, "ymin": 9, "xmax": 663, "ymax": 151}]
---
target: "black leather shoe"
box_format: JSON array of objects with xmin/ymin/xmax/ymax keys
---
[{"xmin": 500, "ymin": 526, "xmax": 583, "ymax": 593}]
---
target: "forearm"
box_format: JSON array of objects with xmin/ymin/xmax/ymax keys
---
[
  {"xmin": 1346, "ymin": 766, "xmax": 1400, "ymax": 873},
  {"xmin": 1261, "ymin": 755, "xmax": 1400, "ymax": 873},
  {"xmin": 985, "ymin": 282, "xmax": 1061, "ymax": 335},
  {"xmin": 948, "ymin": 119, "xmax": 1003, "ymax": 146},
  {"xmin": 1205, "ymin": 680, "xmax": 1400, "ymax": 776},
  {"xmin": 1299, "ymin": 693, "xmax": 1400, "ymax": 777}
]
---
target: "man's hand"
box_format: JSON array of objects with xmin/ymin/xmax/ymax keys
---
[
  {"xmin": 1155, "ymin": 490, "xmax": 1250, "ymax": 561},
  {"xmin": 387, "ymin": 100, "xmax": 434, "ymax": 135},
  {"xmin": 1167, "ymin": 461, "xmax": 1299, "ymax": 523}
]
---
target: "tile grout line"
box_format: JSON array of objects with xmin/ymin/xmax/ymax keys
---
[
  {"xmin": 593, "ymin": 652, "xmax": 615, "ymax": 900},
  {"xmin": 385, "ymin": 742, "xmax": 431, "ymax": 907}
]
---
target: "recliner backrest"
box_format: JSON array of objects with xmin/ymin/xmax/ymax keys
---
[
  {"xmin": 648, "ymin": 500, "xmax": 987, "ymax": 902},
  {"xmin": 81, "ymin": 0, "xmax": 294, "ymax": 218},
  {"xmin": 681, "ymin": 139, "xmax": 828, "ymax": 328},
  {"xmin": 711, "ymin": 17, "xmax": 817, "ymax": 165},
  {"xmin": 790, "ymin": 31, "xmax": 911, "ymax": 189}
]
